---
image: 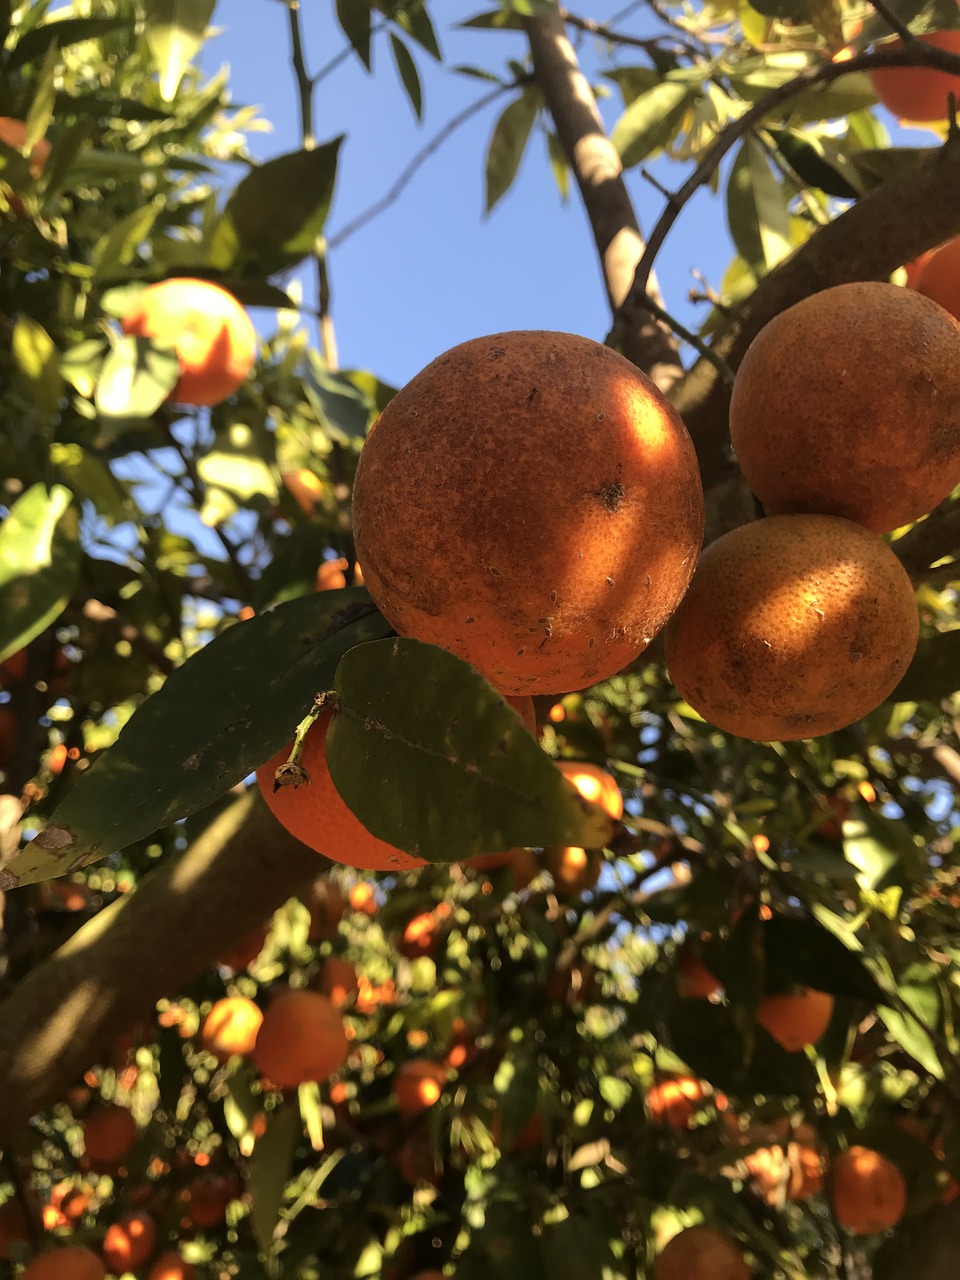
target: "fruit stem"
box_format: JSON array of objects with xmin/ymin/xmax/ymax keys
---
[{"xmin": 272, "ymin": 692, "xmax": 336, "ymax": 791}]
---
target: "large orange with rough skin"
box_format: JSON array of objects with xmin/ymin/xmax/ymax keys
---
[
  {"xmin": 729, "ymin": 282, "xmax": 960, "ymax": 533},
  {"xmin": 664, "ymin": 515, "xmax": 919, "ymax": 741},
  {"xmin": 654, "ymin": 1225, "xmax": 749, "ymax": 1280},
  {"xmin": 200, "ymin": 996, "xmax": 263, "ymax": 1060},
  {"xmin": 353, "ymin": 331, "xmax": 704, "ymax": 695},
  {"xmin": 121, "ymin": 278, "xmax": 257, "ymax": 407},
  {"xmin": 394, "ymin": 1059, "xmax": 448, "ymax": 1115},
  {"xmin": 82, "ymin": 1103, "xmax": 138, "ymax": 1168},
  {"xmin": 916, "ymin": 236, "xmax": 960, "ymax": 323},
  {"xmin": 257, "ymin": 706, "xmax": 426, "ymax": 872},
  {"xmin": 869, "ymin": 30, "xmax": 960, "ymax": 121},
  {"xmin": 831, "ymin": 1145, "xmax": 907, "ymax": 1234},
  {"xmin": 757, "ymin": 988, "xmax": 834, "ymax": 1052},
  {"xmin": 251, "ymin": 988, "xmax": 349, "ymax": 1088},
  {"xmin": 102, "ymin": 1210, "xmax": 157, "ymax": 1273},
  {"xmin": 20, "ymin": 1246, "xmax": 105, "ymax": 1280}
]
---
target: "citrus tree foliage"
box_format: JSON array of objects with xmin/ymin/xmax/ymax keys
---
[{"xmin": 0, "ymin": 0, "xmax": 959, "ymax": 1278}]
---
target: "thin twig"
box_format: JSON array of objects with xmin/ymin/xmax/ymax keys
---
[
  {"xmin": 613, "ymin": 291, "xmax": 735, "ymax": 384},
  {"xmin": 870, "ymin": 0, "xmax": 916, "ymax": 43},
  {"xmin": 559, "ymin": 6, "xmax": 690, "ymax": 55},
  {"xmin": 328, "ymin": 83, "xmax": 511, "ymax": 250},
  {"xmin": 286, "ymin": 1, "xmax": 315, "ymax": 147}
]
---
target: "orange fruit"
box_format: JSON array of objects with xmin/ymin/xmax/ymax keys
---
[
  {"xmin": 677, "ymin": 953, "xmax": 722, "ymax": 999},
  {"xmin": 395, "ymin": 1132, "xmax": 443, "ymax": 1187},
  {"xmin": 903, "ymin": 246, "xmax": 939, "ymax": 289},
  {"xmin": 181, "ymin": 1172, "xmax": 238, "ymax": 1227},
  {"xmin": 47, "ymin": 1181, "xmax": 93, "ymax": 1225},
  {"xmin": 348, "ymin": 882, "xmax": 378, "ymax": 915},
  {"xmin": 492, "ymin": 1108, "xmax": 544, "ymax": 1152},
  {"xmin": 82, "ymin": 1104, "xmax": 138, "ymax": 1169},
  {"xmin": 509, "ymin": 846, "xmax": 540, "ymax": 892},
  {"xmin": 102, "ymin": 1210, "xmax": 157, "ymax": 1272},
  {"xmin": 647, "ymin": 1076, "xmax": 709, "ymax": 1129},
  {"xmin": 148, "ymin": 1254, "xmax": 198, "ymax": 1280},
  {"xmin": 543, "ymin": 844, "xmax": 601, "ymax": 894},
  {"xmin": 307, "ymin": 876, "xmax": 345, "ymax": 938},
  {"xmin": 664, "ymin": 515, "xmax": 919, "ymax": 742},
  {"xmin": 654, "ymin": 1225, "xmax": 749, "ymax": 1280},
  {"xmin": 352, "ymin": 330, "xmax": 704, "ymax": 695},
  {"xmin": 869, "ymin": 30, "xmax": 960, "ymax": 121},
  {"xmin": 729, "ymin": 282, "xmax": 960, "ymax": 533},
  {"xmin": 356, "ymin": 975, "xmax": 395, "ymax": 1014},
  {"xmin": 0, "ymin": 116, "xmax": 50, "ymax": 195},
  {"xmin": 217, "ymin": 921, "xmax": 268, "ymax": 970},
  {"xmin": 251, "ymin": 988, "xmax": 349, "ymax": 1088},
  {"xmin": 315, "ymin": 557, "xmax": 349, "ymax": 590},
  {"xmin": 555, "ymin": 760, "xmax": 623, "ymax": 820},
  {"xmin": 399, "ymin": 903, "xmax": 451, "ymax": 958},
  {"xmin": 257, "ymin": 706, "xmax": 427, "ymax": 872},
  {"xmin": 20, "ymin": 1246, "xmax": 105, "ymax": 1280},
  {"xmin": 466, "ymin": 849, "xmax": 516, "ymax": 871},
  {"xmin": 394, "ymin": 1059, "xmax": 448, "ymax": 1115},
  {"xmin": 282, "ymin": 468, "xmax": 325, "ymax": 515},
  {"xmin": 200, "ymin": 996, "xmax": 263, "ymax": 1060},
  {"xmin": 831, "ymin": 1145, "xmax": 907, "ymax": 1234},
  {"xmin": 120, "ymin": 278, "xmax": 257, "ymax": 407},
  {"xmin": 757, "ymin": 988, "xmax": 834, "ymax": 1052},
  {"xmin": 916, "ymin": 236, "xmax": 960, "ymax": 323},
  {"xmin": 318, "ymin": 956, "xmax": 359, "ymax": 1007},
  {"xmin": 816, "ymin": 792, "xmax": 851, "ymax": 841},
  {"xmin": 0, "ymin": 705, "xmax": 17, "ymax": 768}
]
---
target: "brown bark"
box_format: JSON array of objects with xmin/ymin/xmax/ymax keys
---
[
  {"xmin": 524, "ymin": 5, "xmax": 684, "ymax": 392},
  {"xmin": 0, "ymin": 789, "xmax": 322, "ymax": 1145}
]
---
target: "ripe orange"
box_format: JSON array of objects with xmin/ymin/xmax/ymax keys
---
[
  {"xmin": 20, "ymin": 1246, "xmax": 105, "ymax": 1280},
  {"xmin": 555, "ymin": 760, "xmax": 624, "ymax": 820},
  {"xmin": 543, "ymin": 844, "xmax": 601, "ymax": 894},
  {"xmin": 757, "ymin": 989, "xmax": 834, "ymax": 1052},
  {"xmin": 200, "ymin": 996, "xmax": 263, "ymax": 1060},
  {"xmin": 47, "ymin": 1181, "xmax": 93, "ymax": 1226},
  {"xmin": 831, "ymin": 1145, "xmax": 907, "ymax": 1233},
  {"xmin": 181, "ymin": 1172, "xmax": 238, "ymax": 1227},
  {"xmin": 743, "ymin": 1128, "xmax": 824, "ymax": 1204},
  {"xmin": 148, "ymin": 1254, "xmax": 197, "ymax": 1280},
  {"xmin": 0, "ymin": 117, "xmax": 50, "ymax": 214},
  {"xmin": 318, "ymin": 956, "xmax": 359, "ymax": 1008},
  {"xmin": 307, "ymin": 876, "xmax": 345, "ymax": 938},
  {"xmin": 916, "ymin": 236, "xmax": 960, "ymax": 323},
  {"xmin": 399, "ymin": 903, "xmax": 452, "ymax": 958},
  {"xmin": 869, "ymin": 30, "xmax": 960, "ymax": 121},
  {"xmin": 257, "ymin": 706, "xmax": 427, "ymax": 872},
  {"xmin": 677, "ymin": 953, "xmax": 722, "ymax": 999},
  {"xmin": 0, "ymin": 705, "xmax": 16, "ymax": 768},
  {"xmin": 729, "ymin": 282, "xmax": 960, "ymax": 533},
  {"xmin": 102, "ymin": 1210, "xmax": 157, "ymax": 1272},
  {"xmin": 394, "ymin": 1059, "xmax": 448, "ymax": 1115},
  {"xmin": 348, "ymin": 882, "xmax": 379, "ymax": 915},
  {"xmin": 282, "ymin": 468, "xmax": 325, "ymax": 516},
  {"xmin": 352, "ymin": 330, "xmax": 704, "ymax": 695},
  {"xmin": 664, "ymin": 515, "xmax": 919, "ymax": 741},
  {"xmin": 217, "ymin": 921, "xmax": 268, "ymax": 970},
  {"xmin": 647, "ymin": 1076, "xmax": 709, "ymax": 1129},
  {"xmin": 654, "ymin": 1225, "xmax": 749, "ymax": 1280},
  {"xmin": 492, "ymin": 1108, "xmax": 544, "ymax": 1152},
  {"xmin": 395, "ymin": 1132, "xmax": 443, "ymax": 1187},
  {"xmin": 903, "ymin": 246, "xmax": 939, "ymax": 290},
  {"xmin": 120, "ymin": 278, "xmax": 257, "ymax": 407},
  {"xmin": 82, "ymin": 1104, "xmax": 138, "ymax": 1169},
  {"xmin": 356, "ymin": 975, "xmax": 396, "ymax": 1014},
  {"xmin": 251, "ymin": 988, "xmax": 349, "ymax": 1088}
]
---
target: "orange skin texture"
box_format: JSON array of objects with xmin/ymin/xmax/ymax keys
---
[
  {"xmin": 729, "ymin": 282, "xmax": 960, "ymax": 533},
  {"xmin": 647, "ymin": 1076, "xmax": 709, "ymax": 1129},
  {"xmin": 394, "ymin": 1059, "xmax": 448, "ymax": 1115},
  {"xmin": 916, "ymin": 235, "xmax": 960, "ymax": 323},
  {"xmin": 257, "ymin": 706, "xmax": 427, "ymax": 872},
  {"xmin": 200, "ymin": 996, "xmax": 264, "ymax": 1060},
  {"xmin": 252, "ymin": 988, "xmax": 349, "ymax": 1088},
  {"xmin": 121, "ymin": 278, "xmax": 257, "ymax": 407},
  {"xmin": 757, "ymin": 989, "xmax": 834, "ymax": 1052},
  {"xmin": 20, "ymin": 1246, "xmax": 106, "ymax": 1280},
  {"xmin": 654, "ymin": 1226, "xmax": 749, "ymax": 1280},
  {"xmin": 664, "ymin": 515, "xmax": 919, "ymax": 741},
  {"xmin": 318, "ymin": 955, "xmax": 359, "ymax": 1007},
  {"xmin": 352, "ymin": 330, "xmax": 704, "ymax": 695},
  {"xmin": 831, "ymin": 1145, "xmax": 907, "ymax": 1234},
  {"xmin": 82, "ymin": 1104, "xmax": 138, "ymax": 1168},
  {"xmin": 102, "ymin": 1210, "xmax": 157, "ymax": 1273},
  {"xmin": 869, "ymin": 30, "xmax": 960, "ymax": 121},
  {"xmin": 148, "ymin": 1254, "xmax": 198, "ymax": 1280}
]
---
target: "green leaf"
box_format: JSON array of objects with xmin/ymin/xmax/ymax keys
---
[
  {"xmin": 747, "ymin": 0, "xmax": 808, "ymax": 17},
  {"xmin": 326, "ymin": 638, "xmax": 618, "ymax": 863},
  {"xmin": 604, "ymin": 65, "xmax": 661, "ymax": 107},
  {"xmin": 759, "ymin": 916, "xmax": 884, "ymax": 1001},
  {"xmin": 336, "ymin": 0, "xmax": 373, "ymax": 69},
  {"xmin": 304, "ymin": 352, "xmax": 371, "ymax": 446},
  {"xmin": 768, "ymin": 127, "xmax": 862, "ymax": 198},
  {"xmin": 877, "ymin": 1000, "xmax": 944, "ymax": 1078},
  {"xmin": 842, "ymin": 811, "xmax": 912, "ymax": 890},
  {"xmin": 846, "ymin": 147, "xmax": 935, "ymax": 191},
  {"xmin": 485, "ymin": 89, "xmax": 540, "ymax": 213},
  {"xmin": 459, "ymin": 8, "xmax": 524, "ymax": 29},
  {"xmin": 196, "ymin": 426, "xmax": 279, "ymax": 503},
  {"xmin": 726, "ymin": 138, "xmax": 791, "ymax": 274},
  {"xmin": 94, "ymin": 336, "xmax": 181, "ymax": 433},
  {"xmin": 219, "ymin": 139, "xmax": 343, "ymax": 275},
  {"xmin": 0, "ymin": 484, "xmax": 79, "ymax": 667},
  {"xmin": 247, "ymin": 1102, "xmax": 300, "ymax": 1256},
  {"xmin": 611, "ymin": 81, "xmax": 695, "ymax": 169},
  {"xmin": 143, "ymin": 0, "xmax": 217, "ymax": 101},
  {"xmin": 6, "ymin": 15, "xmax": 131, "ymax": 68},
  {"xmin": 0, "ymin": 590, "xmax": 393, "ymax": 888},
  {"xmin": 545, "ymin": 129, "xmax": 569, "ymax": 202},
  {"xmin": 50, "ymin": 443, "xmax": 134, "ymax": 526},
  {"xmin": 91, "ymin": 201, "xmax": 162, "ymax": 276},
  {"xmin": 395, "ymin": 3, "xmax": 441, "ymax": 59},
  {"xmin": 12, "ymin": 317, "xmax": 62, "ymax": 417},
  {"xmin": 389, "ymin": 33, "xmax": 422, "ymax": 118},
  {"xmin": 891, "ymin": 629, "xmax": 960, "ymax": 702},
  {"xmin": 666, "ymin": 999, "xmax": 819, "ymax": 1096}
]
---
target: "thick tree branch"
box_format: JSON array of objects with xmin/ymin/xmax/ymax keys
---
[
  {"xmin": 523, "ymin": 4, "xmax": 684, "ymax": 391},
  {"xmin": 0, "ymin": 790, "xmax": 322, "ymax": 1144}
]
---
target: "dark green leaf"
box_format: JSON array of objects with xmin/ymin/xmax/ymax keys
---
[
  {"xmin": 219, "ymin": 139, "xmax": 343, "ymax": 275},
  {"xmin": 395, "ymin": 3, "xmax": 441, "ymax": 59},
  {"xmin": 611, "ymin": 81, "xmax": 695, "ymax": 169},
  {"xmin": 91, "ymin": 201, "xmax": 162, "ymax": 276},
  {"xmin": 603, "ymin": 65, "xmax": 661, "ymax": 107},
  {"xmin": 846, "ymin": 147, "xmax": 930, "ymax": 191},
  {"xmin": 0, "ymin": 484, "xmax": 80, "ymax": 667},
  {"xmin": 878, "ymin": 999, "xmax": 944, "ymax": 1077},
  {"xmin": 459, "ymin": 8, "xmax": 524, "ymax": 29},
  {"xmin": 667, "ymin": 1000, "xmax": 819, "ymax": 1097},
  {"xmin": 747, "ymin": 0, "xmax": 808, "ymax": 17},
  {"xmin": 247, "ymin": 1103, "xmax": 301, "ymax": 1255},
  {"xmin": 0, "ymin": 591, "xmax": 393, "ymax": 887},
  {"xmin": 326, "ymin": 638, "xmax": 619, "ymax": 863},
  {"xmin": 304, "ymin": 352, "xmax": 372, "ymax": 446},
  {"xmin": 485, "ymin": 89, "xmax": 539, "ymax": 213},
  {"xmin": 892, "ymin": 629, "xmax": 960, "ymax": 702},
  {"xmin": 336, "ymin": 0, "xmax": 373, "ymax": 68},
  {"xmin": 143, "ymin": 0, "xmax": 217, "ymax": 101},
  {"xmin": 768, "ymin": 127, "xmax": 862, "ymax": 198},
  {"xmin": 761, "ymin": 916, "xmax": 885, "ymax": 1001},
  {"xmin": 6, "ymin": 15, "xmax": 131, "ymax": 68},
  {"xmin": 389, "ymin": 33, "xmax": 422, "ymax": 118}
]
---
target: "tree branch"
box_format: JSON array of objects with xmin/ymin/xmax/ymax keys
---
[
  {"xmin": 0, "ymin": 790, "xmax": 323, "ymax": 1144},
  {"xmin": 524, "ymin": 3, "xmax": 684, "ymax": 391}
]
